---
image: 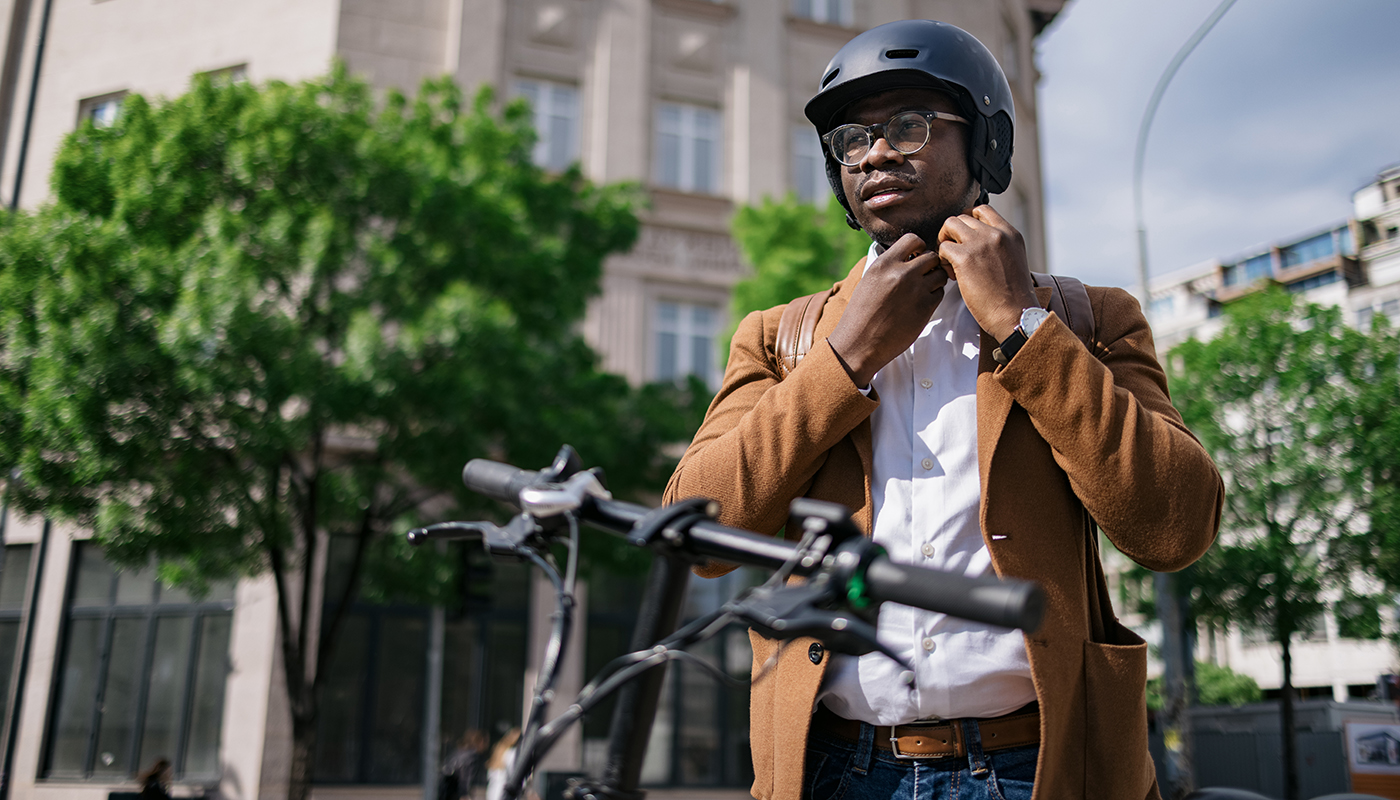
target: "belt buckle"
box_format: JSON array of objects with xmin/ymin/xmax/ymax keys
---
[{"xmin": 888, "ymin": 720, "xmax": 956, "ymax": 761}]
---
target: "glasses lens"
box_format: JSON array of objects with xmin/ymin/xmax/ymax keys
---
[
  {"xmin": 888, "ymin": 112, "xmax": 930, "ymax": 155},
  {"xmin": 829, "ymin": 125, "xmax": 869, "ymax": 166}
]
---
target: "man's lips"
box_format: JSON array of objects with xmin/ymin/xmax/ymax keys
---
[{"xmin": 859, "ymin": 178, "xmax": 915, "ymax": 208}]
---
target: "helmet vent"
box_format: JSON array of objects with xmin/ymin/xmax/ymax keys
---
[
  {"xmin": 885, "ymin": 49, "xmax": 920, "ymax": 59},
  {"xmin": 821, "ymin": 68, "xmax": 840, "ymax": 87}
]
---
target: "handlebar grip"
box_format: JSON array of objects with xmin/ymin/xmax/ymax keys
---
[
  {"xmin": 462, "ymin": 459, "xmax": 541, "ymax": 506},
  {"xmin": 863, "ymin": 559, "xmax": 1045, "ymax": 633}
]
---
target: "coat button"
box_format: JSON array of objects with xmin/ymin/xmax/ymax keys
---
[{"xmin": 809, "ymin": 643, "xmax": 824, "ymax": 664}]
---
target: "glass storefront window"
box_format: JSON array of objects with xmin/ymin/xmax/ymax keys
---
[
  {"xmin": 43, "ymin": 542, "xmax": 234, "ymax": 781},
  {"xmin": 314, "ymin": 539, "xmax": 530, "ymax": 785},
  {"xmin": 0, "ymin": 544, "xmax": 34, "ymax": 751}
]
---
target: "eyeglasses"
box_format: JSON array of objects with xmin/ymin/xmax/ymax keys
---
[{"xmin": 821, "ymin": 110, "xmax": 970, "ymax": 167}]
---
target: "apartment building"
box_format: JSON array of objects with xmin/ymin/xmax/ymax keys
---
[
  {"xmin": 1140, "ymin": 164, "xmax": 1400, "ymax": 704},
  {"xmin": 0, "ymin": 1, "xmax": 1066, "ymax": 798}
]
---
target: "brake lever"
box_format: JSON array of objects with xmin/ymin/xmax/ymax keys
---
[
  {"xmin": 727, "ymin": 581, "xmax": 912, "ymax": 674},
  {"xmin": 406, "ymin": 513, "xmax": 543, "ymax": 560},
  {"xmin": 519, "ymin": 469, "xmax": 612, "ymax": 517}
]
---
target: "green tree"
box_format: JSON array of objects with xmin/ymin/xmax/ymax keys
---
[
  {"xmin": 1148, "ymin": 660, "xmax": 1262, "ymax": 709},
  {"xmin": 1330, "ymin": 310, "xmax": 1400, "ymax": 644},
  {"xmin": 1168, "ymin": 289, "xmax": 1372, "ymax": 800},
  {"xmin": 729, "ymin": 195, "xmax": 869, "ymax": 327},
  {"xmin": 0, "ymin": 68, "xmax": 699, "ymax": 800}
]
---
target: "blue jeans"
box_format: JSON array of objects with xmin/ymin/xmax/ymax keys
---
[{"xmin": 802, "ymin": 718, "xmax": 1038, "ymax": 800}]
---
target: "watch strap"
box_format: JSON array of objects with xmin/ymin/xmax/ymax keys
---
[{"xmin": 992, "ymin": 328, "xmax": 1028, "ymax": 367}]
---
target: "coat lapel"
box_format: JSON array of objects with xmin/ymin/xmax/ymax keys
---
[
  {"xmin": 816, "ymin": 258, "xmax": 876, "ymax": 533},
  {"xmin": 976, "ymin": 285, "xmax": 1053, "ymax": 565}
]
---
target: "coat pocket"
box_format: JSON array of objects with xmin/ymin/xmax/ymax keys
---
[{"xmin": 1083, "ymin": 633, "xmax": 1157, "ymax": 799}]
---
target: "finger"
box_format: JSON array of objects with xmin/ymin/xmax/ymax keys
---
[
  {"xmin": 936, "ymin": 241, "xmax": 963, "ymax": 281},
  {"xmin": 882, "ymin": 233, "xmax": 927, "ymax": 264},
  {"xmin": 970, "ymin": 204, "xmax": 1016, "ymax": 236},
  {"xmin": 937, "ymin": 214, "xmax": 978, "ymax": 245}
]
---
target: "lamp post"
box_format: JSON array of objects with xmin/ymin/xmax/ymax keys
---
[{"xmin": 1131, "ymin": 2, "xmax": 1239, "ymax": 797}]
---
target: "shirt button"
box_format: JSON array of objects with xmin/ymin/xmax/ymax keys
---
[
  {"xmin": 920, "ymin": 379, "xmax": 933, "ymax": 389},
  {"xmin": 921, "ymin": 458, "xmax": 933, "ymax": 470},
  {"xmin": 921, "ymin": 543, "xmax": 935, "ymax": 558},
  {"xmin": 922, "ymin": 637, "xmax": 936, "ymax": 652}
]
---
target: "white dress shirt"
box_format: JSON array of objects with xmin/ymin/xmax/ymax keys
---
[{"xmin": 817, "ymin": 242, "xmax": 1036, "ymax": 725}]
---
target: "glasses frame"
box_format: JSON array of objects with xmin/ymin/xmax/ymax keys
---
[{"xmin": 821, "ymin": 110, "xmax": 970, "ymax": 167}]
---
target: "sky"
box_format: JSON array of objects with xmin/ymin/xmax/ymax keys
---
[{"xmin": 1035, "ymin": 0, "xmax": 1400, "ymax": 291}]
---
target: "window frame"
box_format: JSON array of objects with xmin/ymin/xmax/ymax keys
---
[
  {"xmin": 513, "ymin": 77, "xmax": 582, "ymax": 173},
  {"xmin": 791, "ymin": 123, "xmax": 828, "ymax": 206},
  {"xmin": 653, "ymin": 102, "xmax": 722, "ymax": 196},
  {"xmin": 652, "ymin": 298, "xmax": 721, "ymax": 388},
  {"xmin": 40, "ymin": 543, "xmax": 234, "ymax": 783},
  {"xmin": 0, "ymin": 544, "xmax": 36, "ymax": 762},
  {"xmin": 791, "ymin": 0, "xmax": 854, "ymax": 27},
  {"xmin": 76, "ymin": 92, "xmax": 127, "ymax": 129}
]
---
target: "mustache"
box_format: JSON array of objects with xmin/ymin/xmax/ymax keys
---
[{"xmin": 853, "ymin": 169, "xmax": 920, "ymax": 200}]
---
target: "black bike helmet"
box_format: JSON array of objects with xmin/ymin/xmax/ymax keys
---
[{"xmin": 804, "ymin": 19, "xmax": 1015, "ymax": 228}]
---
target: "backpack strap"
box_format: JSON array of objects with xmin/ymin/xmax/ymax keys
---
[
  {"xmin": 774, "ymin": 273, "xmax": 1098, "ymax": 378},
  {"xmin": 1032, "ymin": 272, "xmax": 1096, "ymax": 351},
  {"xmin": 775, "ymin": 288, "xmax": 831, "ymax": 379}
]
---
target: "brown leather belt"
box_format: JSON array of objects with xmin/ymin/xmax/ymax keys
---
[{"xmin": 812, "ymin": 703, "xmax": 1040, "ymax": 760}]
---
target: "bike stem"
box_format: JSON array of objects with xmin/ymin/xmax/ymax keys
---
[{"xmin": 590, "ymin": 551, "xmax": 691, "ymax": 800}]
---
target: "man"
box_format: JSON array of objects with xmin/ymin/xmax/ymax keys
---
[{"xmin": 663, "ymin": 19, "xmax": 1222, "ymax": 800}]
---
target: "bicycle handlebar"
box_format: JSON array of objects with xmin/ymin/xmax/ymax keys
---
[{"xmin": 463, "ymin": 458, "xmax": 1044, "ymax": 633}]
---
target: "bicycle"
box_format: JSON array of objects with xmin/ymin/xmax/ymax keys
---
[{"xmin": 407, "ymin": 445, "xmax": 1046, "ymax": 800}]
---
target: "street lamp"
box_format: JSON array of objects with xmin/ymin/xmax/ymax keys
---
[{"xmin": 1130, "ymin": 2, "xmax": 1240, "ymax": 798}]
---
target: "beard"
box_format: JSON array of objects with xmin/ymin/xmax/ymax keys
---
[{"xmin": 850, "ymin": 169, "xmax": 980, "ymax": 250}]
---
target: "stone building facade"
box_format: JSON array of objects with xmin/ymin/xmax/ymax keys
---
[{"xmin": 0, "ymin": 1, "xmax": 1066, "ymax": 798}]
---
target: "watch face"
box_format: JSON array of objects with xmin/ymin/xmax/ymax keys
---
[{"xmin": 1020, "ymin": 307, "xmax": 1050, "ymax": 337}]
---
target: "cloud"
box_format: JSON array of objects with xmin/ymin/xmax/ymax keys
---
[{"xmin": 1038, "ymin": 0, "xmax": 1400, "ymax": 289}]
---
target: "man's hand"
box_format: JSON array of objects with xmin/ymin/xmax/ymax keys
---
[
  {"xmin": 937, "ymin": 205, "xmax": 1038, "ymax": 342},
  {"xmin": 827, "ymin": 233, "xmax": 947, "ymax": 388}
]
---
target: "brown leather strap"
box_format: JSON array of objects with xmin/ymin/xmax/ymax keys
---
[
  {"xmin": 1032, "ymin": 272, "xmax": 1095, "ymax": 352},
  {"xmin": 775, "ymin": 288, "xmax": 831, "ymax": 379},
  {"xmin": 812, "ymin": 704, "xmax": 1040, "ymax": 758}
]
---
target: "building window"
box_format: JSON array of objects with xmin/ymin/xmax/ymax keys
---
[
  {"xmin": 654, "ymin": 103, "xmax": 720, "ymax": 195},
  {"xmin": 43, "ymin": 543, "xmax": 234, "ymax": 781},
  {"xmin": 1149, "ymin": 295, "xmax": 1175, "ymax": 319},
  {"xmin": 583, "ymin": 566, "xmax": 756, "ymax": 788},
  {"xmin": 791, "ymin": 125, "xmax": 827, "ymax": 205},
  {"xmin": 1001, "ymin": 23, "xmax": 1021, "ymax": 84},
  {"xmin": 1285, "ymin": 270, "xmax": 1340, "ymax": 293},
  {"xmin": 0, "ymin": 544, "xmax": 34, "ymax": 754},
  {"xmin": 1280, "ymin": 231, "xmax": 1337, "ymax": 269},
  {"xmin": 77, "ymin": 93, "xmax": 125, "ymax": 129},
  {"xmin": 792, "ymin": 0, "xmax": 853, "ymax": 26},
  {"xmin": 201, "ymin": 64, "xmax": 248, "ymax": 85},
  {"xmin": 514, "ymin": 78, "xmax": 580, "ymax": 173},
  {"xmin": 314, "ymin": 539, "xmax": 530, "ymax": 785},
  {"xmin": 654, "ymin": 300, "xmax": 719, "ymax": 387}
]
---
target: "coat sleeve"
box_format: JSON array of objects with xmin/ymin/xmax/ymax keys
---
[
  {"xmin": 994, "ymin": 286, "xmax": 1223, "ymax": 572},
  {"xmin": 663, "ymin": 306, "xmax": 878, "ymax": 550}
]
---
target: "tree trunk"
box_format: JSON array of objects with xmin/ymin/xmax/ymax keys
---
[
  {"xmin": 288, "ymin": 706, "xmax": 318, "ymax": 800},
  {"xmin": 1155, "ymin": 571, "xmax": 1195, "ymax": 799},
  {"xmin": 1281, "ymin": 634, "xmax": 1298, "ymax": 800}
]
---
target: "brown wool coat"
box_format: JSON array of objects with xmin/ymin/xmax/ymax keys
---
[{"xmin": 663, "ymin": 260, "xmax": 1224, "ymax": 800}]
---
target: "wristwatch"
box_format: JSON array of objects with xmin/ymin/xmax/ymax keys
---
[{"xmin": 992, "ymin": 307, "xmax": 1051, "ymax": 366}]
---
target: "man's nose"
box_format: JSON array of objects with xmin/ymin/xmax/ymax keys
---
[{"xmin": 860, "ymin": 136, "xmax": 905, "ymax": 169}]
